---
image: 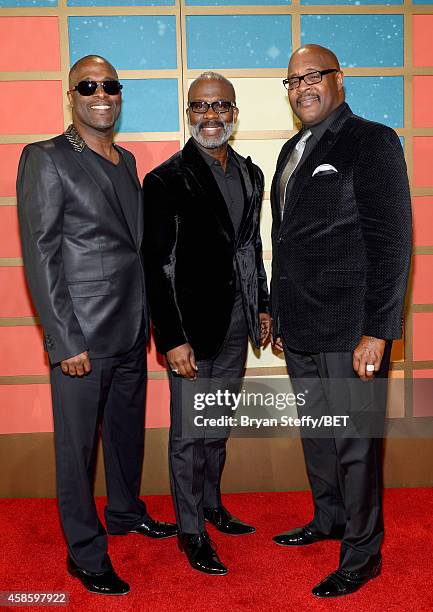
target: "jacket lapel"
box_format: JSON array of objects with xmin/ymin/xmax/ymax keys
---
[
  {"xmin": 233, "ymin": 151, "xmax": 256, "ymax": 245},
  {"xmin": 280, "ymin": 106, "xmax": 352, "ymax": 224},
  {"xmin": 182, "ymin": 138, "xmax": 235, "ymax": 242},
  {"xmin": 115, "ymin": 145, "xmax": 142, "ymax": 248}
]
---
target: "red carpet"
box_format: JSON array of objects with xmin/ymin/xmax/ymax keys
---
[{"xmin": 1, "ymin": 489, "xmax": 432, "ymax": 611}]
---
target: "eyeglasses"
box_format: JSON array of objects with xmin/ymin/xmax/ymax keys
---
[
  {"xmin": 188, "ymin": 100, "xmax": 236, "ymax": 114},
  {"xmin": 71, "ymin": 80, "xmax": 123, "ymax": 97},
  {"xmin": 283, "ymin": 69, "xmax": 339, "ymax": 91}
]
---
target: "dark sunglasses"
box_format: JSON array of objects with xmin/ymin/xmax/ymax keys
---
[{"xmin": 71, "ymin": 80, "xmax": 123, "ymax": 96}]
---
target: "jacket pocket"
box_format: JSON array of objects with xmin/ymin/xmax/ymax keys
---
[
  {"xmin": 67, "ymin": 280, "xmax": 112, "ymax": 297},
  {"xmin": 319, "ymin": 269, "xmax": 365, "ymax": 288}
]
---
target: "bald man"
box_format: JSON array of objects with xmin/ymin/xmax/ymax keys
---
[
  {"xmin": 270, "ymin": 46, "xmax": 411, "ymax": 597},
  {"xmin": 143, "ymin": 72, "xmax": 270, "ymax": 575},
  {"xmin": 17, "ymin": 55, "xmax": 177, "ymax": 595}
]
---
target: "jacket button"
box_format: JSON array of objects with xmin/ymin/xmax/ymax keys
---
[{"xmin": 278, "ymin": 237, "xmax": 284, "ymax": 244}]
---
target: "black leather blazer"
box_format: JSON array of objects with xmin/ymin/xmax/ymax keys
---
[
  {"xmin": 271, "ymin": 104, "xmax": 412, "ymax": 353},
  {"xmin": 17, "ymin": 126, "xmax": 147, "ymax": 364},
  {"xmin": 143, "ymin": 138, "xmax": 269, "ymax": 360}
]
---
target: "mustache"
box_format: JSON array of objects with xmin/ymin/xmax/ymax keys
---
[
  {"xmin": 198, "ymin": 120, "xmax": 224, "ymax": 129},
  {"xmin": 297, "ymin": 94, "xmax": 320, "ymax": 105}
]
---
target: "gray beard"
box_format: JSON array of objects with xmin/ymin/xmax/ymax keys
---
[{"xmin": 188, "ymin": 119, "xmax": 235, "ymax": 149}]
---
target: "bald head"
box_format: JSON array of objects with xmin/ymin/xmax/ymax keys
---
[
  {"xmin": 188, "ymin": 71, "xmax": 235, "ymax": 104},
  {"xmin": 286, "ymin": 44, "xmax": 344, "ymax": 127},
  {"xmin": 289, "ymin": 45, "xmax": 340, "ymax": 74},
  {"xmin": 68, "ymin": 55, "xmax": 118, "ymax": 89}
]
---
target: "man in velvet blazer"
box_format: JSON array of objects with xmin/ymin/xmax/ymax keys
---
[
  {"xmin": 271, "ymin": 45, "xmax": 411, "ymax": 598},
  {"xmin": 17, "ymin": 55, "xmax": 176, "ymax": 596},
  {"xmin": 143, "ymin": 72, "xmax": 270, "ymax": 575}
]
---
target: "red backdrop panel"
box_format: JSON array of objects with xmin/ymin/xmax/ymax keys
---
[
  {"xmin": 0, "ymin": 17, "xmax": 60, "ymax": 72},
  {"xmin": 413, "ymin": 15, "xmax": 433, "ymax": 67},
  {"xmin": 0, "ymin": 326, "xmax": 48, "ymax": 376},
  {"xmin": 413, "ymin": 137, "xmax": 433, "ymax": 188},
  {"xmin": 0, "ymin": 144, "xmax": 25, "ymax": 197},
  {"xmin": 413, "ymin": 197, "xmax": 433, "ymax": 247},
  {"xmin": 0, "ymin": 380, "xmax": 170, "ymax": 434},
  {"xmin": 412, "ymin": 255, "xmax": 433, "ymax": 304},
  {"xmin": 0, "ymin": 81, "xmax": 63, "ymax": 135},
  {"xmin": 413, "ymin": 313, "xmax": 433, "ymax": 362},
  {"xmin": 147, "ymin": 334, "xmax": 167, "ymax": 373},
  {"xmin": 146, "ymin": 379, "xmax": 170, "ymax": 429},
  {"xmin": 0, "ymin": 384, "xmax": 53, "ymax": 434},
  {"xmin": 413, "ymin": 370, "xmax": 433, "ymax": 417},
  {"xmin": 413, "ymin": 76, "xmax": 433, "ymax": 128},
  {"xmin": 117, "ymin": 141, "xmax": 180, "ymax": 181},
  {"xmin": 0, "ymin": 267, "xmax": 35, "ymax": 318},
  {"xmin": 0, "ymin": 206, "xmax": 21, "ymax": 257}
]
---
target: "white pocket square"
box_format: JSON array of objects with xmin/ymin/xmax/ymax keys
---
[{"xmin": 312, "ymin": 164, "xmax": 338, "ymax": 177}]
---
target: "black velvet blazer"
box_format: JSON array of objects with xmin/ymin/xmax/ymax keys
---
[
  {"xmin": 271, "ymin": 104, "xmax": 412, "ymax": 353},
  {"xmin": 143, "ymin": 138, "xmax": 269, "ymax": 360}
]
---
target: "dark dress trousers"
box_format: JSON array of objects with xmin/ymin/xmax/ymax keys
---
[
  {"xmin": 17, "ymin": 125, "xmax": 149, "ymax": 573},
  {"xmin": 271, "ymin": 104, "xmax": 412, "ymax": 574},
  {"xmin": 143, "ymin": 138, "xmax": 269, "ymax": 533}
]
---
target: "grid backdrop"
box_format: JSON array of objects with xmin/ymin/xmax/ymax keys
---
[{"xmin": 0, "ymin": 2, "xmax": 433, "ymax": 438}]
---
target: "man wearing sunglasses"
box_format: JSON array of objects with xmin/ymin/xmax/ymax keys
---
[
  {"xmin": 270, "ymin": 45, "xmax": 411, "ymax": 597},
  {"xmin": 143, "ymin": 72, "xmax": 271, "ymax": 575},
  {"xmin": 17, "ymin": 55, "xmax": 177, "ymax": 596}
]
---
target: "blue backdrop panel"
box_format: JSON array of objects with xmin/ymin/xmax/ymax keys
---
[
  {"xmin": 186, "ymin": 15, "xmax": 292, "ymax": 69},
  {"xmin": 345, "ymin": 76, "xmax": 404, "ymax": 128},
  {"xmin": 187, "ymin": 0, "xmax": 289, "ymax": 4},
  {"xmin": 0, "ymin": 0, "xmax": 57, "ymax": 5},
  {"xmin": 69, "ymin": 0, "xmax": 173, "ymax": 4},
  {"xmin": 300, "ymin": 14, "xmax": 404, "ymax": 67},
  {"xmin": 69, "ymin": 16, "xmax": 177, "ymax": 70},
  {"xmin": 302, "ymin": 0, "xmax": 401, "ymax": 4},
  {"xmin": 116, "ymin": 79, "xmax": 179, "ymax": 132}
]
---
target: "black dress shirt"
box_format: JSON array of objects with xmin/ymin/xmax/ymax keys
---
[
  {"xmin": 92, "ymin": 149, "xmax": 138, "ymax": 235},
  {"xmin": 195, "ymin": 143, "xmax": 245, "ymax": 236}
]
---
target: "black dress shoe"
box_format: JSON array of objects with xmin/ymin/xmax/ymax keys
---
[
  {"xmin": 67, "ymin": 556, "xmax": 130, "ymax": 596},
  {"xmin": 128, "ymin": 516, "xmax": 178, "ymax": 539},
  {"xmin": 109, "ymin": 516, "xmax": 178, "ymax": 539},
  {"xmin": 273, "ymin": 525, "xmax": 344, "ymax": 546},
  {"xmin": 312, "ymin": 560, "xmax": 382, "ymax": 598},
  {"xmin": 178, "ymin": 531, "xmax": 228, "ymax": 575},
  {"xmin": 204, "ymin": 506, "xmax": 255, "ymax": 536}
]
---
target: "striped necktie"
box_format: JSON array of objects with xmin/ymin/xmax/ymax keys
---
[{"xmin": 279, "ymin": 129, "xmax": 312, "ymax": 219}]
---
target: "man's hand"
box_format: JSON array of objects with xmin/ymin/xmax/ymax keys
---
[
  {"xmin": 273, "ymin": 336, "xmax": 284, "ymax": 352},
  {"xmin": 167, "ymin": 343, "xmax": 198, "ymax": 380},
  {"xmin": 259, "ymin": 313, "xmax": 272, "ymax": 347},
  {"xmin": 353, "ymin": 336, "xmax": 386, "ymax": 381},
  {"xmin": 61, "ymin": 351, "xmax": 92, "ymax": 377}
]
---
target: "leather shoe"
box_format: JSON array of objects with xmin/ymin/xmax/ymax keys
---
[
  {"xmin": 128, "ymin": 516, "xmax": 178, "ymax": 539},
  {"xmin": 312, "ymin": 560, "xmax": 381, "ymax": 598},
  {"xmin": 204, "ymin": 506, "xmax": 255, "ymax": 536},
  {"xmin": 67, "ymin": 556, "xmax": 129, "ymax": 596},
  {"xmin": 109, "ymin": 516, "xmax": 178, "ymax": 539},
  {"xmin": 273, "ymin": 525, "xmax": 344, "ymax": 546},
  {"xmin": 178, "ymin": 531, "xmax": 228, "ymax": 575}
]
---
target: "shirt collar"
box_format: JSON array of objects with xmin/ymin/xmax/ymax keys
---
[
  {"xmin": 306, "ymin": 102, "xmax": 347, "ymax": 142},
  {"xmin": 192, "ymin": 139, "xmax": 236, "ymax": 168}
]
